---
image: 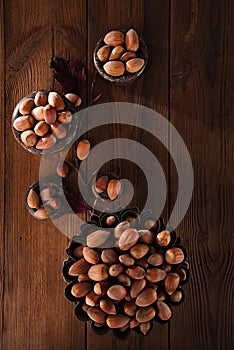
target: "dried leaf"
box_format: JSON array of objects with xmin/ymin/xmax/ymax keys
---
[
  {"xmin": 65, "ymin": 192, "xmax": 90, "ymax": 213},
  {"xmin": 50, "ymin": 57, "xmax": 86, "ymax": 94}
]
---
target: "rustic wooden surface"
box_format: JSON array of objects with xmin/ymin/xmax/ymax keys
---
[{"xmin": 0, "ymin": 0, "xmax": 233, "ymax": 349}]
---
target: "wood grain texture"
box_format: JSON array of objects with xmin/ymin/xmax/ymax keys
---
[
  {"xmin": 0, "ymin": 1, "xmax": 5, "ymax": 348},
  {"xmin": 170, "ymin": 0, "xmax": 234, "ymax": 349},
  {"xmin": 3, "ymin": 1, "xmax": 85, "ymax": 349},
  {"xmin": 49, "ymin": 1, "xmax": 87, "ymax": 349},
  {"xmin": 86, "ymin": 1, "xmax": 169, "ymax": 349},
  {"xmin": 1, "ymin": 0, "xmax": 233, "ymax": 349}
]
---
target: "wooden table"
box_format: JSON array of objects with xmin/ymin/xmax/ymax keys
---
[{"xmin": 0, "ymin": 1, "xmax": 233, "ymax": 349}]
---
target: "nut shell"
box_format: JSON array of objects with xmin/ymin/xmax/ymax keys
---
[
  {"xmin": 34, "ymin": 121, "xmax": 49, "ymax": 137},
  {"xmin": 83, "ymin": 247, "xmax": 100, "ymax": 265},
  {"xmin": 136, "ymin": 306, "xmax": 155, "ymax": 323},
  {"xmin": 97, "ymin": 45, "xmax": 111, "ymax": 62},
  {"xmin": 165, "ymin": 247, "xmax": 185, "ymax": 264},
  {"xmin": 87, "ymin": 230, "xmax": 110, "ymax": 248},
  {"xmin": 13, "ymin": 115, "xmax": 34, "ymax": 131},
  {"xmin": 126, "ymin": 58, "xmax": 145, "ymax": 73},
  {"xmin": 109, "ymin": 46, "xmax": 125, "ymax": 60},
  {"xmin": 107, "ymin": 314, "xmax": 130, "ymax": 329},
  {"xmin": 120, "ymin": 51, "xmax": 136, "ymax": 62},
  {"xmin": 31, "ymin": 106, "xmax": 45, "ymax": 121},
  {"xmin": 34, "ymin": 91, "xmax": 47, "ymax": 106},
  {"xmin": 77, "ymin": 139, "xmax": 91, "ymax": 160},
  {"xmin": 100, "ymin": 299, "xmax": 116, "ymax": 315},
  {"xmin": 130, "ymin": 244, "xmax": 149, "ymax": 259},
  {"xmin": 156, "ymin": 230, "xmax": 171, "ymax": 246},
  {"xmin": 103, "ymin": 61, "xmax": 125, "ymax": 77},
  {"xmin": 146, "ymin": 268, "xmax": 167, "ymax": 283},
  {"xmin": 135, "ymin": 288, "xmax": 157, "ymax": 307},
  {"xmin": 118, "ymin": 228, "xmax": 139, "ymax": 250},
  {"xmin": 130, "ymin": 279, "xmax": 146, "ymax": 298},
  {"xmin": 125, "ymin": 29, "xmax": 139, "ymax": 51},
  {"xmin": 68, "ymin": 258, "xmax": 90, "ymax": 276},
  {"xmin": 48, "ymin": 92, "xmax": 65, "ymax": 111},
  {"xmin": 71, "ymin": 282, "xmax": 92, "ymax": 298},
  {"xmin": 157, "ymin": 301, "xmax": 172, "ymax": 321},
  {"xmin": 19, "ymin": 98, "xmax": 34, "ymax": 115},
  {"xmin": 164, "ymin": 272, "xmax": 180, "ymax": 295},
  {"xmin": 43, "ymin": 105, "xmax": 57, "ymax": 124},
  {"xmin": 27, "ymin": 189, "xmax": 40, "ymax": 209},
  {"xmin": 107, "ymin": 285, "xmax": 127, "ymax": 301},
  {"xmin": 33, "ymin": 207, "xmax": 48, "ymax": 219},
  {"xmin": 88, "ymin": 264, "xmax": 109, "ymax": 281},
  {"xmin": 104, "ymin": 31, "xmax": 124, "ymax": 46},
  {"xmin": 87, "ymin": 307, "xmax": 106, "ymax": 323},
  {"xmin": 107, "ymin": 179, "xmax": 122, "ymax": 200},
  {"xmin": 36, "ymin": 134, "xmax": 56, "ymax": 149},
  {"xmin": 21, "ymin": 130, "xmax": 37, "ymax": 147}
]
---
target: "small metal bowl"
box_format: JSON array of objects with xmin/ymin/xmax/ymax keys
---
[
  {"xmin": 94, "ymin": 29, "xmax": 148, "ymax": 85},
  {"xmin": 12, "ymin": 90, "xmax": 77, "ymax": 155},
  {"xmin": 25, "ymin": 177, "xmax": 71, "ymax": 221}
]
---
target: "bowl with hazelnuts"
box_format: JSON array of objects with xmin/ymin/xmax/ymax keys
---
[
  {"xmin": 94, "ymin": 28, "xmax": 148, "ymax": 84},
  {"xmin": 11, "ymin": 90, "xmax": 81, "ymax": 155}
]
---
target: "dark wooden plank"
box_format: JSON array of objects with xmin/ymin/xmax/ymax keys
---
[
  {"xmin": 87, "ymin": 1, "xmax": 169, "ymax": 349},
  {"xmin": 0, "ymin": 1, "xmax": 5, "ymax": 348},
  {"xmin": 49, "ymin": 1, "xmax": 88, "ymax": 349},
  {"xmin": 170, "ymin": 1, "xmax": 234, "ymax": 349},
  {"xmin": 2, "ymin": 1, "xmax": 85, "ymax": 349}
]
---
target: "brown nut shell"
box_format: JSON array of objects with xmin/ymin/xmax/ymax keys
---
[
  {"xmin": 86, "ymin": 230, "xmax": 110, "ymax": 248},
  {"xmin": 126, "ymin": 58, "xmax": 145, "ymax": 73},
  {"xmin": 97, "ymin": 45, "xmax": 111, "ymax": 62},
  {"xmin": 87, "ymin": 307, "xmax": 107, "ymax": 323},
  {"xmin": 71, "ymin": 282, "xmax": 92, "ymax": 298},
  {"xmin": 36, "ymin": 134, "xmax": 56, "ymax": 149},
  {"xmin": 21, "ymin": 130, "xmax": 38, "ymax": 147},
  {"xmin": 88, "ymin": 264, "xmax": 109, "ymax": 281},
  {"xmin": 83, "ymin": 247, "xmax": 100, "ymax": 264},
  {"xmin": 109, "ymin": 46, "xmax": 125, "ymax": 60},
  {"xmin": 107, "ymin": 285, "xmax": 127, "ymax": 301},
  {"xmin": 34, "ymin": 91, "xmax": 47, "ymax": 106},
  {"xmin": 130, "ymin": 243, "xmax": 149, "ymax": 259},
  {"xmin": 68, "ymin": 258, "xmax": 90, "ymax": 276},
  {"xmin": 51, "ymin": 122, "xmax": 67, "ymax": 139},
  {"xmin": 19, "ymin": 98, "xmax": 35, "ymax": 115},
  {"xmin": 34, "ymin": 121, "xmax": 49, "ymax": 137},
  {"xmin": 77, "ymin": 139, "xmax": 91, "ymax": 160},
  {"xmin": 27, "ymin": 189, "xmax": 40, "ymax": 209},
  {"xmin": 164, "ymin": 272, "xmax": 180, "ymax": 295},
  {"xmin": 31, "ymin": 106, "xmax": 45, "ymax": 121},
  {"xmin": 120, "ymin": 51, "xmax": 136, "ymax": 62},
  {"xmin": 157, "ymin": 301, "xmax": 172, "ymax": 321},
  {"xmin": 165, "ymin": 247, "xmax": 185, "ymax": 264},
  {"xmin": 136, "ymin": 306, "xmax": 155, "ymax": 323},
  {"xmin": 125, "ymin": 29, "xmax": 139, "ymax": 51},
  {"xmin": 43, "ymin": 105, "xmax": 57, "ymax": 124},
  {"xmin": 136, "ymin": 288, "xmax": 157, "ymax": 307},
  {"xmin": 58, "ymin": 110, "xmax": 72, "ymax": 123},
  {"xmin": 100, "ymin": 299, "xmax": 116, "ymax": 315},
  {"xmin": 48, "ymin": 91, "xmax": 65, "ymax": 111},
  {"xmin": 106, "ymin": 314, "xmax": 130, "ymax": 329},
  {"xmin": 13, "ymin": 115, "xmax": 34, "ymax": 131},
  {"xmin": 118, "ymin": 228, "xmax": 139, "ymax": 250},
  {"xmin": 104, "ymin": 30, "xmax": 124, "ymax": 46},
  {"xmin": 103, "ymin": 61, "xmax": 125, "ymax": 77}
]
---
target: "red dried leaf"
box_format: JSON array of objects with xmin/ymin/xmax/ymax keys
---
[
  {"xmin": 65, "ymin": 192, "xmax": 90, "ymax": 214},
  {"xmin": 50, "ymin": 57, "xmax": 86, "ymax": 94}
]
